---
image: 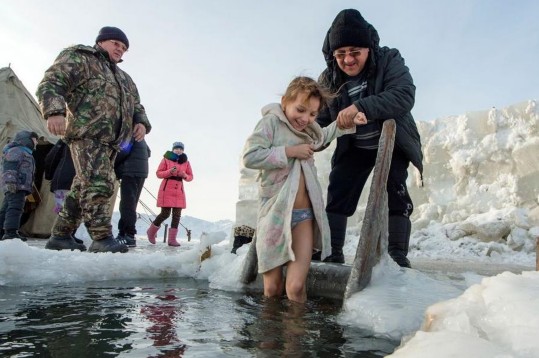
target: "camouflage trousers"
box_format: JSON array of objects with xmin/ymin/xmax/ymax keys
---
[{"xmin": 52, "ymin": 139, "xmax": 117, "ymax": 240}]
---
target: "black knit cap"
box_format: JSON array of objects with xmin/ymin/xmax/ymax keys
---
[
  {"xmin": 95, "ymin": 26, "xmax": 129, "ymax": 49},
  {"xmin": 329, "ymin": 9, "xmax": 371, "ymax": 52}
]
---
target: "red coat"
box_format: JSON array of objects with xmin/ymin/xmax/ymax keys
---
[{"xmin": 156, "ymin": 156, "xmax": 193, "ymax": 208}]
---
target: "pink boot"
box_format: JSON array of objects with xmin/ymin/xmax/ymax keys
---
[
  {"xmin": 168, "ymin": 228, "xmax": 180, "ymax": 247},
  {"xmin": 146, "ymin": 224, "xmax": 159, "ymax": 244}
]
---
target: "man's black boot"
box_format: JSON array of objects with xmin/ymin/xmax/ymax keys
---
[
  {"xmin": 323, "ymin": 249, "xmax": 345, "ymax": 263},
  {"xmin": 322, "ymin": 213, "xmax": 347, "ymax": 264},
  {"xmin": 1, "ymin": 229, "xmax": 27, "ymax": 241},
  {"xmin": 71, "ymin": 230, "xmax": 85, "ymax": 244},
  {"xmin": 388, "ymin": 216, "xmax": 412, "ymax": 268},
  {"xmin": 88, "ymin": 235, "xmax": 128, "ymax": 253},
  {"xmin": 46, "ymin": 235, "xmax": 85, "ymax": 251}
]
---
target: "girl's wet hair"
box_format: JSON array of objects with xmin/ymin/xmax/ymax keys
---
[{"xmin": 282, "ymin": 76, "xmax": 335, "ymax": 110}]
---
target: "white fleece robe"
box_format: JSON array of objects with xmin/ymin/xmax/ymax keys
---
[{"xmin": 242, "ymin": 103, "xmax": 355, "ymax": 273}]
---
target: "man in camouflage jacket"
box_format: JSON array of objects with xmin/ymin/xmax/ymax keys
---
[{"xmin": 37, "ymin": 26, "xmax": 152, "ymax": 253}]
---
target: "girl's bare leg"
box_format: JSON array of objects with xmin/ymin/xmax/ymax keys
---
[
  {"xmin": 262, "ymin": 266, "xmax": 284, "ymax": 298},
  {"xmin": 285, "ymin": 219, "xmax": 314, "ymax": 303}
]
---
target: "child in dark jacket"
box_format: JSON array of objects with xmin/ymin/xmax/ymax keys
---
[{"xmin": 0, "ymin": 130, "xmax": 38, "ymax": 241}]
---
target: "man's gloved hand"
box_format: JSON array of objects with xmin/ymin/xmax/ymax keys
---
[{"xmin": 5, "ymin": 183, "xmax": 17, "ymax": 194}]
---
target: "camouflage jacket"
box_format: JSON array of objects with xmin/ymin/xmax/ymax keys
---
[{"xmin": 36, "ymin": 45, "xmax": 151, "ymax": 150}]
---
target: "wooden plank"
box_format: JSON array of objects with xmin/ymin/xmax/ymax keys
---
[{"xmin": 344, "ymin": 119, "xmax": 396, "ymax": 300}]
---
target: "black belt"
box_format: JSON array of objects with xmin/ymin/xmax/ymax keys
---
[{"xmin": 168, "ymin": 176, "xmax": 183, "ymax": 182}]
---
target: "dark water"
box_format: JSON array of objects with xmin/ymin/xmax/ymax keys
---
[{"xmin": 0, "ymin": 278, "xmax": 398, "ymax": 357}]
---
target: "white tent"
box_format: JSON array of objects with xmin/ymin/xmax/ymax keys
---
[
  {"xmin": 0, "ymin": 66, "xmax": 121, "ymax": 238},
  {"xmin": 0, "ymin": 66, "xmax": 59, "ymax": 237}
]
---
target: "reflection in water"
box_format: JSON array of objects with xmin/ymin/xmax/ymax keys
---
[
  {"xmin": 0, "ymin": 279, "xmax": 397, "ymax": 357},
  {"xmin": 259, "ymin": 298, "xmax": 311, "ymax": 356},
  {"xmin": 236, "ymin": 295, "xmax": 393, "ymax": 357},
  {"xmin": 141, "ymin": 290, "xmax": 186, "ymax": 357}
]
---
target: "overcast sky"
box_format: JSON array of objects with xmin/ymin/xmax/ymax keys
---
[{"xmin": 1, "ymin": 0, "xmax": 538, "ymax": 221}]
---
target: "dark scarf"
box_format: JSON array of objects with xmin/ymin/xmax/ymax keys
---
[{"xmin": 163, "ymin": 151, "xmax": 187, "ymax": 164}]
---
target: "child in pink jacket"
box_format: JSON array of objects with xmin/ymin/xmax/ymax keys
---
[{"xmin": 146, "ymin": 141, "xmax": 193, "ymax": 246}]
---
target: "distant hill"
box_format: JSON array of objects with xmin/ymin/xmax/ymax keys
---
[{"xmin": 110, "ymin": 212, "xmax": 235, "ymax": 240}]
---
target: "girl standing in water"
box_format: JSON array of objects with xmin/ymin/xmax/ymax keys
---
[{"xmin": 242, "ymin": 76, "xmax": 365, "ymax": 303}]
